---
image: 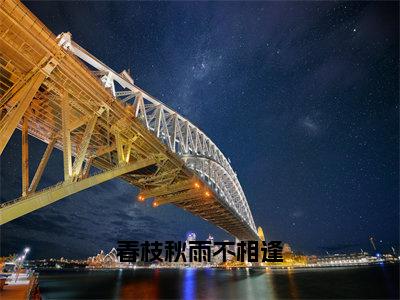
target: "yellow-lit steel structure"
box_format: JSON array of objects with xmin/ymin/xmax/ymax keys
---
[{"xmin": 0, "ymin": 0, "xmax": 259, "ymax": 240}]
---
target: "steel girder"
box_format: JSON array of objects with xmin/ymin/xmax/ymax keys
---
[
  {"xmin": 56, "ymin": 33, "xmax": 258, "ymax": 237},
  {"xmin": 0, "ymin": 0, "xmax": 259, "ymax": 240}
]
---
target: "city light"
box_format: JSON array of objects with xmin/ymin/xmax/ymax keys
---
[{"xmin": 0, "ymin": 1, "xmax": 397, "ymax": 299}]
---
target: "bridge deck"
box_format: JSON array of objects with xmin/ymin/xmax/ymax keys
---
[{"xmin": 0, "ymin": 0, "xmax": 258, "ymax": 240}]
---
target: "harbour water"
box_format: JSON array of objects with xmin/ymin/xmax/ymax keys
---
[{"xmin": 39, "ymin": 264, "xmax": 399, "ymax": 299}]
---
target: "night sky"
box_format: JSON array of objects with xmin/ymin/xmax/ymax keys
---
[{"xmin": 1, "ymin": 1, "xmax": 398, "ymax": 259}]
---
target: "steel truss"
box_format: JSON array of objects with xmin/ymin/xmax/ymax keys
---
[{"xmin": 0, "ymin": 0, "xmax": 258, "ymax": 240}]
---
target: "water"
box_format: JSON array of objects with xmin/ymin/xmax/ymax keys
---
[{"xmin": 39, "ymin": 264, "xmax": 399, "ymax": 299}]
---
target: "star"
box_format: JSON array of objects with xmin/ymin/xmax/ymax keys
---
[{"xmin": 1, "ymin": 0, "xmax": 396, "ymax": 260}]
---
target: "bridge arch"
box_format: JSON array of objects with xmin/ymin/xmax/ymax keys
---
[{"xmin": 0, "ymin": 1, "xmax": 258, "ymax": 240}]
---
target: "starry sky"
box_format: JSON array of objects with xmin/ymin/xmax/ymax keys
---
[{"xmin": 1, "ymin": 1, "xmax": 398, "ymax": 259}]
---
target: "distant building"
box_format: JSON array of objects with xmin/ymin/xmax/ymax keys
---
[
  {"xmin": 185, "ymin": 232, "xmax": 197, "ymax": 262},
  {"xmin": 310, "ymin": 252, "xmax": 395, "ymax": 267},
  {"xmin": 207, "ymin": 234, "xmax": 214, "ymax": 245},
  {"xmin": 207, "ymin": 234, "xmax": 219, "ymax": 265},
  {"xmin": 186, "ymin": 232, "xmax": 197, "ymax": 245},
  {"xmin": 283, "ymin": 243, "xmax": 292, "ymax": 254},
  {"xmin": 87, "ymin": 248, "xmax": 119, "ymax": 268},
  {"xmin": 282, "ymin": 243, "xmax": 294, "ymax": 263}
]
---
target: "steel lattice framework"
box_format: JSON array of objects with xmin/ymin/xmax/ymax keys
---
[{"xmin": 0, "ymin": 0, "xmax": 259, "ymax": 240}]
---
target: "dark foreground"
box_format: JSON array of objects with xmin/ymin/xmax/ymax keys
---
[{"xmin": 39, "ymin": 264, "xmax": 399, "ymax": 299}]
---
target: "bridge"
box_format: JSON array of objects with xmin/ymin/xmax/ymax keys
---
[{"xmin": 0, "ymin": 0, "xmax": 259, "ymax": 241}]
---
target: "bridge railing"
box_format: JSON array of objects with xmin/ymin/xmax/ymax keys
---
[{"xmin": 57, "ymin": 33, "xmax": 257, "ymax": 235}]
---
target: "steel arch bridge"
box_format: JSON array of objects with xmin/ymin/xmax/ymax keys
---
[{"xmin": 0, "ymin": 0, "xmax": 259, "ymax": 240}]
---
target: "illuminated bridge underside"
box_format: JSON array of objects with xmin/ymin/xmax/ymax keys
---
[{"xmin": 0, "ymin": 0, "xmax": 258, "ymax": 240}]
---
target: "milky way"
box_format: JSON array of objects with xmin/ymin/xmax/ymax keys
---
[{"xmin": 1, "ymin": 1, "xmax": 398, "ymax": 258}]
